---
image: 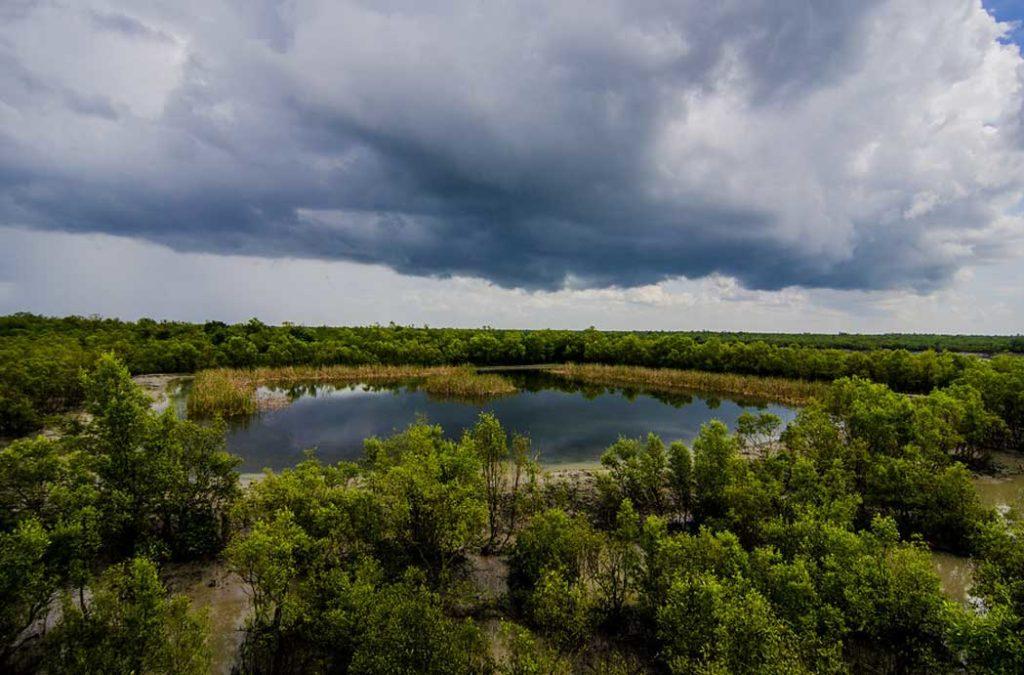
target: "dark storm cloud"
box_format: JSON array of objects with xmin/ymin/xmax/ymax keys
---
[{"xmin": 0, "ymin": 0, "xmax": 1022, "ymax": 292}]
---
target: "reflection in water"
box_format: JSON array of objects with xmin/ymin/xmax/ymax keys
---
[{"xmin": 198, "ymin": 370, "xmax": 798, "ymax": 472}]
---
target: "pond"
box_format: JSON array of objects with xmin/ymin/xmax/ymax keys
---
[{"xmin": 175, "ymin": 371, "xmax": 798, "ymax": 473}]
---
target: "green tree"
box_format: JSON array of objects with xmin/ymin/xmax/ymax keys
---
[
  {"xmin": 736, "ymin": 412, "xmax": 782, "ymax": 458},
  {"xmin": 45, "ymin": 557, "xmax": 211, "ymax": 675},
  {"xmin": 657, "ymin": 573, "xmax": 804, "ymax": 674},
  {"xmin": 597, "ymin": 433, "xmax": 668, "ymax": 518},
  {"xmin": 594, "ymin": 499, "xmax": 641, "ymax": 618},
  {"xmin": 497, "ymin": 621, "xmax": 570, "ymax": 675},
  {"xmin": 364, "ymin": 422, "xmax": 486, "ymax": 580},
  {"xmin": 81, "ymin": 355, "xmax": 240, "ymax": 557},
  {"xmin": 0, "ymin": 519, "xmax": 54, "ymax": 668},
  {"xmin": 348, "ymin": 575, "xmax": 491, "ymax": 674},
  {"xmin": 227, "ymin": 511, "xmax": 309, "ymax": 636},
  {"xmin": 692, "ymin": 421, "xmax": 739, "ymax": 523},
  {"xmin": 464, "ymin": 413, "xmax": 538, "ymax": 553},
  {"xmin": 508, "ymin": 509, "xmax": 597, "ymax": 599},
  {"xmin": 667, "ymin": 440, "xmax": 693, "ymax": 520},
  {"xmin": 527, "ymin": 569, "xmax": 596, "ymax": 657}
]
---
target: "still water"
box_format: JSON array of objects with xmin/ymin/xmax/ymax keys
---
[{"xmin": 187, "ymin": 372, "xmax": 798, "ymax": 473}]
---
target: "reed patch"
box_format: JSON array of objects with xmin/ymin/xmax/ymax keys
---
[
  {"xmin": 187, "ymin": 364, "xmax": 516, "ymax": 417},
  {"xmin": 549, "ymin": 363, "xmax": 826, "ymax": 405}
]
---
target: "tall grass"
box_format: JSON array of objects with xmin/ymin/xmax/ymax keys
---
[
  {"xmin": 420, "ymin": 368, "xmax": 516, "ymax": 400},
  {"xmin": 550, "ymin": 363, "xmax": 826, "ymax": 405},
  {"xmin": 187, "ymin": 369, "xmax": 259, "ymax": 418},
  {"xmin": 187, "ymin": 365, "xmax": 514, "ymax": 418}
]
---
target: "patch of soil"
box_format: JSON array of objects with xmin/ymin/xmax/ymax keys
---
[
  {"xmin": 467, "ymin": 554, "xmax": 509, "ymax": 603},
  {"xmin": 162, "ymin": 561, "xmax": 251, "ymax": 675}
]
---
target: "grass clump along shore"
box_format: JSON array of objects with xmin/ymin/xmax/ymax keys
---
[
  {"xmin": 420, "ymin": 368, "xmax": 517, "ymax": 400},
  {"xmin": 187, "ymin": 364, "xmax": 516, "ymax": 418},
  {"xmin": 186, "ymin": 368, "xmax": 259, "ymax": 418},
  {"xmin": 550, "ymin": 363, "xmax": 828, "ymax": 405}
]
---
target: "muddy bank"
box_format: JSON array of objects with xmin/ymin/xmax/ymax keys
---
[{"xmin": 162, "ymin": 561, "xmax": 250, "ymax": 675}]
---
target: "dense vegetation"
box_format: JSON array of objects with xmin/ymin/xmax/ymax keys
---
[
  {"xmin": 1, "ymin": 355, "xmax": 237, "ymax": 672},
  {"xmin": 2, "ymin": 352, "xmax": 1024, "ymax": 672},
  {"xmin": 3, "ymin": 313, "xmax": 1024, "ymax": 439},
  {"xmin": 661, "ymin": 330, "xmax": 1024, "ymax": 354}
]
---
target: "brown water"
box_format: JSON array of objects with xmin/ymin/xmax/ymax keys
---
[
  {"xmin": 974, "ymin": 451, "xmax": 1024, "ymax": 513},
  {"xmin": 931, "ymin": 463, "xmax": 1024, "ymax": 603},
  {"xmin": 932, "ymin": 552, "xmax": 975, "ymax": 604}
]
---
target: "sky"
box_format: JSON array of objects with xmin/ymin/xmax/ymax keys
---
[{"xmin": 1, "ymin": 0, "xmax": 1023, "ymax": 332}]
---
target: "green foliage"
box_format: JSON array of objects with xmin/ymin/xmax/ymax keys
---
[
  {"xmin": 0, "ymin": 436, "xmax": 101, "ymax": 669},
  {"xmin": 2, "ymin": 320, "xmax": 1024, "ymax": 672},
  {"xmin": 346, "ymin": 576, "xmax": 490, "ymax": 674},
  {"xmin": 508, "ymin": 509, "xmax": 597, "ymax": 597},
  {"xmin": 224, "ymin": 422, "xmax": 499, "ymax": 671},
  {"xmin": 736, "ymin": 411, "xmax": 782, "ymax": 457},
  {"xmin": 227, "ymin": 511, "xmax": 309, "ymax": 629},
  {"xmin": 0, "ymin": 389, "xmax": 38, "ymax": 435},
  {"xmin": 527, "ymin": 570, "xmax": 596, "ymax": 655},
  {"xmin": 5, "ymin": 314, "xmax": 1021, "ymax": 444},
  {"xmin": 915, "ymin": 384, "xmax": 1007, "ymax": 464},
  {"xmin": 692, "ymin": 420, "xmax": 740, "ymax": 523},
  {"xmin": 667, "ymin": 440, "xmax": 693, "ymax": 518},
  {"xmin": 497, "ymin": 621, "xmax": 570, "ymax": 675},
  {"xmin": 82, "ymin": 355, "xmax": 241, "ymax": 558},
  {"xmin": 45, "ymin": 557, "xmax": 211, "ymax": 675},
  {"xmin": 465, "ymin": 413, "xmax": 539, "ymax": 552},
  {"xmin": 364, "ymin": 421, "xmax": 487, "ymax": 579},
  {"xmin": 0, "ymin": 519, "xmax": 54, "ymax": 666},
  {"xmin": 593, "ymin": 499, "xmax": 641, "ymax": 618},
  {"xmin": 0, "ymin": 356, "xmax": 240, "ymax": 670},
  {"xmin": 972, "ymin": 516, "xmax": 1024, "ymax": 620},
  {"xmin": 598, "ymin": 433, "xmax": 668, "ymax": 519},
  {"xmin": 775, "ymin": 378, "xmax": 1001, "ymax": 553},
  {"xmin": 957, "ymin": 355, "xmax": 1024, "ymax": 450},
  {"xmin": 657, "ymin": 573, "xmax": 806, "ymax": 674}
]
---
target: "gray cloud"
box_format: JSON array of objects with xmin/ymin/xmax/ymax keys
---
[
  {"xmin": 89, "ymin": 9, "xmax": 175, "ymax": 43},
  {"xmin": 0, "ymin": 0, "xmax": 1022, "ymax": 292}
]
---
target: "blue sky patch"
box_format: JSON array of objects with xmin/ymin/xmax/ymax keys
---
[{"xmin": 985, "ymin": 0, "xmax": 1024, "ymax": 47}]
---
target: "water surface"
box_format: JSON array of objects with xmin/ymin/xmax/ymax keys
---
[{"xmin": 200, "ymin": 371, "xmax": 797, "ymax": 472}]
